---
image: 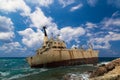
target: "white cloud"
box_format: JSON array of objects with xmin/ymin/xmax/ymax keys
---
[
  {"xmin": 101, "ymin": 11, "xmax": 120, "ymax": 28},
  {"xmin": 18, "ymin": 28, "xmax": 44, "ymax": 48},
  {"xmin": 0, "ymin": 16, "xmax": 14, "ymax": 32},
  {"xmin": 18, "ymin": 6, "xmax": 86, "ymax": 48},
  {"xmin": 71, "ymin": 44, "xmax": 79, "ymax": 48},
  {"xmin": 86, "ymin": 22, "xmax": 97, "ymax": 29},
  {"xmin": 46, "ymin": 23, "xmax": 60, "ymax": 36},
  {"xmin": 18, "ymin": 26, "xmax": 85, "ymax": 48},
  {"xmin": 59, "ymin": 0, "xmax": 75, "ymax": 7},
  {"xmin": 70, "ymin": 4, "xmax": 83, "ymax": 12},
  {"xmin": 18, "ymin": 7, "xmax": 60, "ymax": 48},
  {"xmin": 29, "ymin": 7, "xmax": 52, "ymax": 28},
  {"xmin": 0, "ymin": 0, "xmax": 31, "ymax": 16},
  {"xmin": 89, "ymin": 32, "xmax": 120, "ymax": 49},
  {"xmin": 107, "ymin": 32, "xmax": 120, "ymax": 41},
  {"xmin": 0, "ymin": 16, "xmax": 14, "ymax": 41},
  {"xmin": 102, "ymin": 18, "xmax": 120, "ymax": 27},
  {"xmin": 22, "ymin": 10, "xmax": 120, "ymax": 50},
  {"xmin": 60, "ymin": 26, "xmax": 85, "ymax": 42},
  {"xmin": 0, "ymin": 42, "xmax": 26, "ymax": 53},
  {"xmin": 28, "ymin": 7, "xmax": 59, "ymax": 36},
  {"xmin": 25, "ymin": 0, "xmax": 54, "ymax": 7},
  {"xmin": 86, "ymin": 12, "xmax": 120, "ymax": 49},
  {"xmin": 87, "ymin": 0, "xmax": 98, "ymax": 7},
  {"xmin": 0, "ymin": 32, "xmax": 14, "ymax": 41}
]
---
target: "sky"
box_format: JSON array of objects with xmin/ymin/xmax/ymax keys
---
[{"xmin": 0, "ymin": 0, "xmax": 120, "ymax": 57}]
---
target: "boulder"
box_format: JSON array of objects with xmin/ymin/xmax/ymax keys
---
[
  {"xmin": 90, "ymin": 58, "xmax": 120, "ymax": 80},
  {"xmin": 90, "ymin": 66, "xmax": 107, "ymax": 77}
]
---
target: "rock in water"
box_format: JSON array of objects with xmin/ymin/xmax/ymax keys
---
[{"xmin": 90, "ymin": 58, "xmax": 120, "ymax": 80}]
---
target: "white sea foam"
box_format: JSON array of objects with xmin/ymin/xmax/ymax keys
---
[
  {"xmin": 40, "ymin": 68, "xmax": 48, "ymax": 72},
  {"xmin": 0, "ymin": 72, "xmax": 10, "ymax": 77},
  {"xmin": 97, "ymin": 61, "xmax": 110, "ymax": 66},
  {"xmin": 63, "ymin": 73, "xmax": 90, "ymax": 80},
  {"xmin": 2, "ymin": 68, "xmax": 48, "ymax": 80},
  {"xmin": 80, "ymin": 73, "xmax": 89, "ymax": 80}
]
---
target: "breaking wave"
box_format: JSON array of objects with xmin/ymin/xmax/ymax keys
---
[
  {"xmin": 63, "ymin": 73, "xmax": 90, "ymax": 80},
  {"xmin": 97, "ymin": 61, "xmax": 110, "ymax": 66},
  {"xmin": 0, "ymin": 71, "xmax": 10, "ymax": 77}
]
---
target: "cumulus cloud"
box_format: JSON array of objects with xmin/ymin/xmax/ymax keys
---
[
  {"xmin": 59, "ymin": 0, "xmax": 75, "ymax": 7},
  {"xmin": 60, "ymin": 26, "xmax": 85, "ymax": 42},
  {"xmin": 28, "ymin": 7, "xmax": 60, "ymax": 36},
  {"xmin": 19, "ymin": 26, "xmax": 86, "ymax": 48},
  {"xmin": 25, "ymin": 0, "xmax": 54, "ymax": 7},
  {"xmin": 0, "ymin": 16, "xmax": 14, "ymax": 41},
  {"xmin": 86, "ymin": 22, "xmax": 97, "ymax": 29},
  {"xmin": 0, "ymin": 32, "xmax": 14, "ymax": 41},
  {"xmin": 18, "ymin": 5, "xmax": 86, "ymax": 48},
  {"xmin": 18, "ymin": 7, "xmax": 60, "ymax": 48},
  {"xmin": 18, "ymin": 28, "xmax": 44, "ymax": 48},
  {"xmin": 70, "ymin": 4, "xmax": 83, "ymax": 12},
  {"xmin": 87, "ymin": 0, "xmax": 98, "ymax": 7},
  {"xmin": 0, "ymin": 42, "xmax": 26, "ymax": 53},
  {"xmin": 0, "ymin": 16, "xmax": 14, "ymax": 32},
  {"xmin": 0, "ymin": 0, "xmax": 31, "ymax": 16},
  {"xmin": 89, "ymin": 32, "xmax": 120, "ymax": 49},
  {"xmin": 29, "ymin": 7, "xmax": 52, "ymax": 28}
]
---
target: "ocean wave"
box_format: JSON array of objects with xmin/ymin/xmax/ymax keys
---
[
  {"xmin": 2, "ymin": 68, "xmax": 48, "ymax": 80},
  {"xmin": 2, "ymin": 74, "xmax": 23, "ymax": 80},
  {"xmin": 80, "ymin": 73, "xmax": 90, "ymax": 80},
  {"xmin": 63, "ymin": 73, "xmax": 90, "ymax": 80},
  {"xmin": 2, "ymin": 73, "xmax": 36, "ymax": 80},
  {"xmin": 0, "ymin": 71, "xmax": 10, "ymax": 77},
  {"xmin": 97, "ymin": 61, "xmax": 110, "ymax": 66}
]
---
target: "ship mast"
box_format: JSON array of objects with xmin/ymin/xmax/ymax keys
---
[{"xmin": 43, "ymin": 26, "xmax": 48, "ymax": 47}]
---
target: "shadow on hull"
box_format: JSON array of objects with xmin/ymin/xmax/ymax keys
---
[{"xmin": 31, "ymin": 57, "xmax": 98, "ymax": 68}]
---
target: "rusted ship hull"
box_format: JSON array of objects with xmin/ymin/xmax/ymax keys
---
[
  {"xmin": 27, "ymin": 48, "xmax": 99, "ymax": 68},
  {"xmin": 29, "ymin": 57, "xmax": 98, "ymax": 68},
  {"xmin": 26, "ymin": 26, "xmax": 99, "ymax": 68}
]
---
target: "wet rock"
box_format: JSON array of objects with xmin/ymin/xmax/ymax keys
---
[{"xmin": 90, "ymin": 67, "xmax": 107, "ymax": 78}]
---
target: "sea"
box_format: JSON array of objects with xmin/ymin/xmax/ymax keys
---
[{"xmin": 0, "ymin": 57, "xmax": 118, "ymax": 80}]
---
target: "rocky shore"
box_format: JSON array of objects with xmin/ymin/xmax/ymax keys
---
[
  {"xmin": 63, "ymin": 58, "xmax": 120, "ymax": 80},
  {"xmin": 90, "ymin": 58, "xmax": 120, "ymax": 80}
]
